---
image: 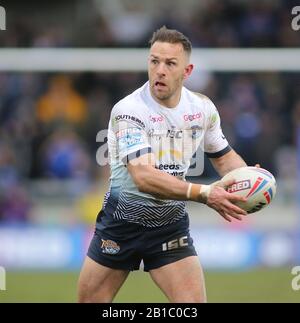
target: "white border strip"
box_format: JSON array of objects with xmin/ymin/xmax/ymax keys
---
[{"xmin": 0, "ymin": 48, "xmax": 299, "ymax": 72}]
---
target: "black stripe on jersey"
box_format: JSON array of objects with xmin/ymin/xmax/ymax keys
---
[
  {"xmin": 122, "ymin": 147, "xmax": 152, "ymax": 164},
  {"xmin": 112, "ymin": 192, "xmax": 186, "ymax": 227},
  {"xmin": 205, "ymin": 145, "xmax": 232, "ymax": 158}
]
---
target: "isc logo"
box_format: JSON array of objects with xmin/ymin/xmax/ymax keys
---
[{"xmin": 162, "ymin": 236, "xmax": 188, "ymax": 251}]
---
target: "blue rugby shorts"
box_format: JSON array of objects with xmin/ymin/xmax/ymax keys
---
[{"xmin": 87, "ymin": 211, "xmax": 197, "ymax": 271}]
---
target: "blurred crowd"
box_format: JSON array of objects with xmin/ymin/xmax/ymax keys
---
[
  {"xmin": 0, "ymin": 0, "xmax": 299, "ymax": 223},
  {"xmin": 0, "ymin": 71, "xmax": 298, "ymax": 223},
  {"xmin": 0, "ymin": 0, "xmax": 299, "ymax": 48}
]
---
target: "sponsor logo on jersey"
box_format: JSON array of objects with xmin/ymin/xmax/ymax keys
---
[
  {"xmin": 149, "ymin": 115, "xmax": 164, "ymax": 123},
  {"xmin": 158, "ymin": 163, "xmax": 181, "ymax": 170},
  {"xmin": 148, "ymin": 127, "xmax": 183, "ymax": 139},
  {"xmin": 116, "ymin": 128, "xmax": 141, "ymax": 138},
  {"xmin": 158, "ymin": 149, "xmax": 183, "ymax": 160},
  {"xmin": 156, "ymin": 163, "xmax": 184, "ymax": 177},
  {"xmin": 167, "ymin": 126, "xmax": 183, "ymax": 139},
  {"xmin": 118, "ymin": 129, "xmax": 144, "ymax": 150},
  {"xmin": 148, "ymin": 129, "xmax": 164, "ymax": 137},
  {"xmin": 101, "ymin": 239, "xmax": 120, "ymax": 255},
  {"xmin": 190, "ymin": 125, "xmax": 202, "ymax": 139},
  {"xmin": 115, "ymin": 114, "xmax": 145, "ymax": 128},
  {"xmin": 210, "ymin": 113, "xmax": 218, "ymax": 127},
  {"xmin": 183, "ymin": 112, "xmax": 202, "ymax": 121}
]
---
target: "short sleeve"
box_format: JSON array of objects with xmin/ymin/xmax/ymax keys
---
[
  {"xmin": 203, "ymin": 99, "xmax": 231, "ymax": 158},
  {"xmin": 110, "ymin": 104, "xmax": 152, "ymax": 163}
]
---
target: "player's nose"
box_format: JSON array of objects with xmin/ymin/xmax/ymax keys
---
[{"xmin": 156, "ymin": 62, "xmax": 166, "ymax": 76}]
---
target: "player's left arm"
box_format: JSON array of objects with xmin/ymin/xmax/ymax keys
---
[{"xmin": 209, "ymin": 149, "xmax": 247, "ymax": 177}]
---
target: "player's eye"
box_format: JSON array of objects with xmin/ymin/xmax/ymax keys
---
[
  {"xmin": 167, "ymin": 61, "xmax": 176, "ymax": 67},
  {"xmin": 151, "ymin": 59, "xmax": 158, "ymax": 65}
]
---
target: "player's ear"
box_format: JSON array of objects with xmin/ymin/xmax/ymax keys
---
[{"xmin": 183, "ymin": 64, "xmax": 194, "ymax": 80}]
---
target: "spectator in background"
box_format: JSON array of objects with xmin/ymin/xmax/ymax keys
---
[
  {"xmin": 0, "ymin": 143, "xmax": 31, "ymax": 222},
  {"xmin": 39, "ymin": 127, "xmax": 91, "ymax": 180},
  {"xmin": 36, "ymin": 75, "xmax": 87, "ymax": 128},
  {"xmin": 0, "ymin": 143, "xmax": 19, "ymax": 191},
  {"xmin": 0, "ymin": 186, "xmax": 31, "ymax": 223}
]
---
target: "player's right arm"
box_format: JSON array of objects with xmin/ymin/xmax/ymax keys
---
[{"xmin": 127, "ymin": 153, "xmax": 247, "ymax": 222}]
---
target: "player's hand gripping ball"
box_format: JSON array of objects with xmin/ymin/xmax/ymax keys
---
[{"xmin": 222, "ymin": 166, "xmax": 277, "ymax": 214}]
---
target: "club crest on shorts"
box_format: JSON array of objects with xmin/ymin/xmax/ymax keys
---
[{"xmin": 100, "ymin": 239, "xmax": 120, "ymax": 255}]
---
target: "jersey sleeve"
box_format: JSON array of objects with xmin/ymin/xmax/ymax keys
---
[
  {"xmin": 110, "ymin": 103, "xmax": 152, "ymax": 164},
  {"xmin": 203, "ymin": 99, "xmax": 231, "ymax": 158}
]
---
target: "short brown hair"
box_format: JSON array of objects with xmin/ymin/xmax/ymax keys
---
[{"xmin": 149, "ymin": 26, "xmax": 192, "ymax": 55}]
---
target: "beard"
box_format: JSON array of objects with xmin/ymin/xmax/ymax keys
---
[
  {"xmin": 149, "ymin": 75, "xmax": 184, "ymax": 104},
  {"xmin": 153, "ymin": 89, "xmax": 172, "ymax": 101},
  {"xmin": 151, "ymin": 82, "xmax": 176, "ymax": 101}
]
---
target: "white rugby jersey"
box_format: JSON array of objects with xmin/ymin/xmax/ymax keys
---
[{"xmin": 98, "ymin": 82, "xmax": 231, "ymax": 228}]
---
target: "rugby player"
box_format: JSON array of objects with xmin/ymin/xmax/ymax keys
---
[{"xmin": 78, "ymin": 26, "xmax": 248, "ymax": 303}]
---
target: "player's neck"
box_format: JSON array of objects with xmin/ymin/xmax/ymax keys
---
[{"xmin": 150, "ymin": 89, "xmax": 182, "ymax": 109}]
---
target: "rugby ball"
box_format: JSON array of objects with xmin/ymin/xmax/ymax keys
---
[{"xmin": 221, "ymin": 166, "xmax": 276, "ymax": 214}]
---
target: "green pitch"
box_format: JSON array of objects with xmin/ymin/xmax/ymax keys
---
[{"xmin": 0, "ymin": 268, "xmax": 299, "ymax": 303}]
